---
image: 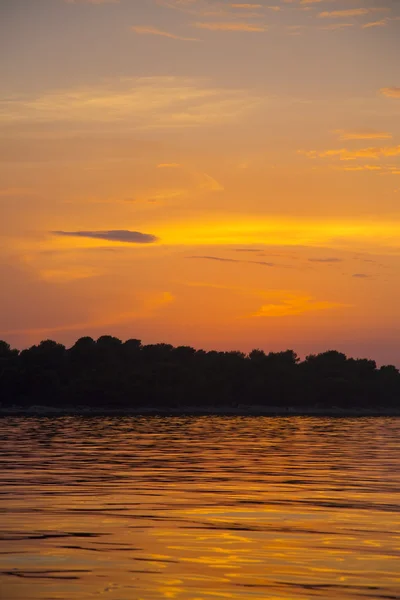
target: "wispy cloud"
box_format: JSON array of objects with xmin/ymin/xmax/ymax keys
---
[
  {"xmin": 319, "ymin": 9, "xmax": 379, "ymax": 19},
  {"xmin": 131, "ymin": 26, "xmax": 199, "ymax": 41},
  {"xmin": 0, "ymin": 77, "xmax": 262, "ymax": 129},
  {"xmin": 199, "ymin": 173, "xmax": 224, "ymax": 191},
  {"xmin": 187, "ymin": 255, "xmax": 276, "ymax": 267},
  {"xmin": 252, "ymin": 292, "xmax": 349, "ymax": 317},
  {"xmin": 51, "ymin": 230, "xmax": 159, "ymax": 244},
  {"xmin": 159, "ymin": 0, "xmax": 265, "ymax": 19},
  {"xmin": 341, "ymin": 165, "xmax": 383, "ymax": 171},
  {"xmin": 194, "ymin": 21, "xmax": 267, "ymax": 31},
  {"xmin": 362, "ymin": 19, "xmax": 388, "ymax": 29},
  {"xmin": 184, "ymin": 282, "xmax": 351, "ymax": 319},
  {"xmin": 380, "ymin": 87, "xmax": 400, "ymax": 99},
  {"xmin": 334, "ymin": 129, "xmax": 392, "ymax": 141},
  {"xmin": 188, "ymin": 255, "xmax": 242, "ymax": 263},
  {"xmin": 301, "ymin": 145, "xmax": 400, "ymax": 160},
  {"xmin": 340, "ymin": 164, "xmax": 400, "ymax": 174},
  {"xmin": 308, "ymin": 257, "xmax": 342, "ymax": 263}
]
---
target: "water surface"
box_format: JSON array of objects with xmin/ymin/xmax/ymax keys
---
[{"xmin": 0, "ymin": 416, "xmax": 399, "ymax": 599}]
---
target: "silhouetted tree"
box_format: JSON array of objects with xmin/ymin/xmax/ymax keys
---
[
  {"xmin": 0, "ymin": 336, "xmax": 398, "ymax": 412},
  {"xmin": 0, "ymin": 341, "xmax": 19, "ymax": 359}
]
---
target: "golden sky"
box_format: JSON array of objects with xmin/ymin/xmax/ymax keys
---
[{"xmin": 1, "ymin": 0, "xmax": 399, "ymax": 363}]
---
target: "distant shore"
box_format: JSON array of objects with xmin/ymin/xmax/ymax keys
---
[
  {"xmin": 1, "ymin": 339, "xmax": 399, "ymax": 417},
  {"xmin": 1, "ymin": 406, "xmax": 400, "ymax": 417}
]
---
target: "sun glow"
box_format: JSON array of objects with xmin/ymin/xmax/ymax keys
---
[{"xmin": 152, "ymin": 216, "xmax": 400, "ymax": 251}]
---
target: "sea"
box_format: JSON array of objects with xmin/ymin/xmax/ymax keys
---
[{"xmin": 0, "ymin": 416, "xmax": 399, "ymax": 599}]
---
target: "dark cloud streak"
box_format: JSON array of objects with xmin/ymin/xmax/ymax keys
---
[
  {"xmin": 308, "ymin": 258, "xmax": 343, "ymax": 263},
  {"xmin": 52, "ymin": 230, "xmax": 159, "ymax": 244},
  {"xmin": 187, "ymin": 256, "xmax": 276, "ymax": 267}
]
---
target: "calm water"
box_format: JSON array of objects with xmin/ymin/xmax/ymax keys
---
[{"xmin": 0, "ymin": 417, "xmax": 399, "ymax": 600}]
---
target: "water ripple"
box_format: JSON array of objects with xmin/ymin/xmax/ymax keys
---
[{"xmin": 0, "ymin": 416, "xmax": 399, "ymax": 599}]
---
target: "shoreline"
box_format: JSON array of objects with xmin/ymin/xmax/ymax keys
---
[{"xmin": 1, "ymin": 406, "xmax": 399, "ymax": 417}]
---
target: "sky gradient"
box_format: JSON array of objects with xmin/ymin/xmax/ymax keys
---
[{"xmin": 1, "ymin": 0, "xmax": 400, "ymax": 363}]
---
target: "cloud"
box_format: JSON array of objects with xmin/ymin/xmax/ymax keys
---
[
  {"xmin": 341, "ymin": 165, "xmax": 383, "ymax": 171},
  {"xmin": 0, "ymin": 77, "xmax": 262, "ymax": 130},
  {"xmin": 319, "ymin": 9, "xmax": 376, "ymax": 18},
  {"xmin": 380, "ymin": 87, "xmax": 400, "ymax": 99},
  {"xmin": 187, "ymin": 255, "xmax": 276, "ymax": 267},
  {"xmin": 252, "ymin": 292, "xmax": 349, "ymax": 317},
  {"xmin": 159, "ymin": 0, "xmax": 267, "ymax": 19},
  {"xmin": 308, "ymin": 257, "xmax": 342, "ymax": 263},
  {"xmin": 51, "ymin": 230, "xmax": 159, "ymax": 244},
  {"xmin": 194, "ymin": 21, "xmax": 267, "ymax": 31},
  {"xmin": 351, "ymin": 165, "xmax": 400, "ymax": 175},
  {"xmin": 185, "ymin": 282, "xmax": 351, "ymax": 320},
  {"xmin": 334, "ymin": 129, "xmax": 392, "ymax": 141},
  {"xmin": 362, "ymin": 19, "xmax": 387, "ymax": 29},
  {"xmin": 300, "ymin": 145, "xmax": 400, "ymax": 160},
  {"xmin": 198, "ymin": 173, "xmax": 224, "ymax": 191},
  {"xmin": 131, "ymin": 26, "xmax": 199, "ymax": 41},
  {"xmin": 251, "ymin": 260, "xmax": 277, "ymax": 267},
  {"xmin": 188, "ymin": 255, "xmax": 240, "ymax": 263}
]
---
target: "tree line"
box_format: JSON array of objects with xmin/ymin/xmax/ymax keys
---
[{"xmin": 0, "ymin": 336, "xmax": 399, "ymax": 411}]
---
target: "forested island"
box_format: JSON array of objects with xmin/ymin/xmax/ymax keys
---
[{"xmin": 0, "ymin": 337, "xmax": 399, "ymax": 416}]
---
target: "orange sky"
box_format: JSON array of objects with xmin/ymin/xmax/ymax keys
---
[{"xmin": 1, "ymin": 0, "xmax": 399, "ymax": 363}]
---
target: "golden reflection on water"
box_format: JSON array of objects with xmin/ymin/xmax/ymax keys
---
[{"xmin": 0, "ymin": 417, "xmax": 399, "ymax": 600}]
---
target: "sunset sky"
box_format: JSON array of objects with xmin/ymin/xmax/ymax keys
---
[{"xmin": 1, "ymin": 0, "xmax": 400, "ymax": 364}]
